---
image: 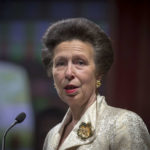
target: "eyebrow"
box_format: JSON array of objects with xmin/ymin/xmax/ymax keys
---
[
  {"xmin": 53, "ymin": 56, "xmax": 67, "ymax": 62},
  {"xmin": 54, "ymin": 54, "xmax": 88, "ymax": 61},
  {"xmin": 72, "ymin": 55, "xmax": 88, "ymax": 60}
]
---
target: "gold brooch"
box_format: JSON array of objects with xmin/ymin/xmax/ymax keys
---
[{"xmin": 77, "ymin": 122, "xmax": 93, "ymax": 140}]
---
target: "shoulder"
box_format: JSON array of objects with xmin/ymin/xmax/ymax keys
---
[
  {"xmin": 105, "ymin": 106, "xmax": 150, "ymax": 149},
  {"xmin": 97, "ymin": 95, "xmax": 137, "ymax": 121},
  {"xmin": 98, "ymin": 103, "xmax": 150, "ymax": 149},
  {"xmin": 106, "ymin": 105, "xmax": 148, "ymax": 131},
  {"xmin": 97, "ymin": 95, "xmax": 149, "ymax": 134},
  {"xmin": 99, "ymin": 100, "xmax": 149, "ymax": 134},
  {"xmin": 108, "ymin": 105, "xmax": 147, "ymax": 129},
  {"xmin": 101, "ymin": 100, "xmax": 144, "ymax": 124},
  {"xmin": 114, "ymin": 108, "xmax": 150, "ymax": 139}
]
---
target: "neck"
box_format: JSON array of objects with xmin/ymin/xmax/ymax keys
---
[{"xmin": 69, "ymin": 94, "xmax": 96, "ymax": 124}]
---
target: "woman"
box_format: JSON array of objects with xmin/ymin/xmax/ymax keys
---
[{"xmin": 42, "ymin": 18, "xmax": 150, "ymax": 150}]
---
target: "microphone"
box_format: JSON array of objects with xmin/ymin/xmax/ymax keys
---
[{"xmin": 2, "ymin": 112, "xmax": 26, "ymax": 150}]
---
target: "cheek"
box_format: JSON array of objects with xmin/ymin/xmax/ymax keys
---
[
  {"xmin": 53, "ymin": 71, "xmax": 62, "ymax": 86},
  {"xmin": 53, "ymin": 71, "xmax": 66, "ymax": 93},
  {"xmin": 53, "ymin": 74, "xmax": 61, "ymax": 84},
  {"xmin": 53, "ymin": 75, "xmax": 62, "ymax": 94},
  {"xmin": 80, "ymin": 70, "xmax": 96, "ymax": 87}
]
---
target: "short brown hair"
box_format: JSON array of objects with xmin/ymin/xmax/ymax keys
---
[{"xmin": 42, "ymin": 18, "xmax": 113, "ymax": 77}]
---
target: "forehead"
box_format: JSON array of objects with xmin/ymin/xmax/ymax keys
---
[{"xmin": 53, "ymin": 40, "xmax": 94, "ymax": 59}]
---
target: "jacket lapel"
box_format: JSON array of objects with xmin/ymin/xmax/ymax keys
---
[
  {"xmin": 52, "ymin": 95, "xmax": 105, "ymax": 150},
  {"xmin": 44, "ymin": 95, "xmax": 106, "ymax": 150},
  {"xmin": 59, "ymin": 99, "xmax": 99, "ymax": 150}
]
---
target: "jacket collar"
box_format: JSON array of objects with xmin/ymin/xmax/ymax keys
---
[{"xmin": 51, "ymin": 95, "xmax": 105, "ymax": 150}]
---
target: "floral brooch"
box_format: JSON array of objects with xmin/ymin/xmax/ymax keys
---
[{"xmin": 77, "ymin": 122, "xmax": 94, "ymax": 140}]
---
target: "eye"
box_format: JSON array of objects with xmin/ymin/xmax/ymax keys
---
[
  {"xmin": 55, "ymin": 61, "xmax": 65, "ymax": 67},
  {"xmin": 75, "ymin": 59, "xmax": 86, "ymax": 66}
]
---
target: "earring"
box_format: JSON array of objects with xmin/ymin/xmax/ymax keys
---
[{"xmin": 96, "ymin": 80, "xmax": 101, "ymax": 88}]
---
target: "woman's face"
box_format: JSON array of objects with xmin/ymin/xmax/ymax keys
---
[{"xmin": 52, "ymin": 40, "xmax": 97, "ymax": 108}]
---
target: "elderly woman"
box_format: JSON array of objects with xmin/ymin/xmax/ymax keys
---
[{"xmin": 42, "ymin": 18, "xmax": 150, "ymax": 150}]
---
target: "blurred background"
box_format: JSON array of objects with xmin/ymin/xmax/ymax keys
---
[{"xmin": 0, "ymin": 0, "xmax": 150, "ymax": 150}]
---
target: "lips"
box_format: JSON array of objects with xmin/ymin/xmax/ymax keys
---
[
  {"xmin": 64, "ymin": 85, "xmax": 78, "ymax": 89},
  {"xmin": 64, "ymin": 84, "xmax": 78, "ymax": 94}
]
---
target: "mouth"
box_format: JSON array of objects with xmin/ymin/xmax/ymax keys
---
[
  {"xmin": 64, "ymin": 84, "xmax": 78, "ymax": 94},
  {"xmin": 64, "ymin": 84, "xmax": 78, "ymax": 89}
]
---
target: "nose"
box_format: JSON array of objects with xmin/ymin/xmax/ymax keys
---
[{"xmin": 65, "ymin": 62, "xmax": 74, "ymax": 81}]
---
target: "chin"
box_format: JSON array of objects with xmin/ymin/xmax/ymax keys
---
[{"xmin": 63, "ymin": 95, "xmax": 79, "ymax": 105}]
